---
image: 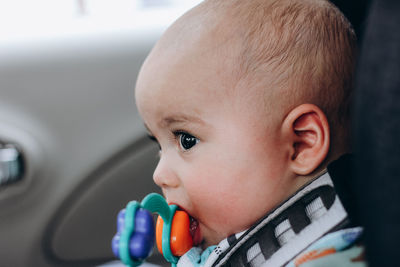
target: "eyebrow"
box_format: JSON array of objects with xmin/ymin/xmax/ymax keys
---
[
  {"xmin": 159, "ymin": 115, "xmax": 205, "ymax": 128},
  {"xmin": 143, "ymin": 114, "xmax": 206, "ymax": 136}
]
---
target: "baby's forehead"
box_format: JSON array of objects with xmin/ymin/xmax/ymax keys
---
[
  {"xmin": 141, "ymin": 27, "xmax": 245, "ymax": 94},
  {"xmin": 139, "ymin": 0, "xmax": 300, "ymax": 108}
]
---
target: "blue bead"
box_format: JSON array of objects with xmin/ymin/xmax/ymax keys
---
[
  {"xmin": 129, "ymin": 209, "xmax": 155, "ymax": 260},
  {"xmin": 112, "ymin": 208, "xmax": 126, "ymax": 259},
  {"xmin": 117, "ymin": 209, "xmax": 126, "ymax": 233},
  {"xmin": 112, "ymin": 234, "xmax": 120, "ymax": 258}
]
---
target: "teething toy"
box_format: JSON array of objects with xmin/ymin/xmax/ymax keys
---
[
  {"xmin": 156, "ymin": 210, "xmax": 194, "ymax": 256},
  {"xmin": 111, "ymin": 193, "xmax": 194, "ymax": 266}
]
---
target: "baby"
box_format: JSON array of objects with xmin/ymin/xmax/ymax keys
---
[{"xmin": 135, "ymin": 0, "xmax": 363, "ymax": 266}]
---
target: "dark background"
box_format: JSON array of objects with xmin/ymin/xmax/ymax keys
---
[{"xmin": 332, "ymin": 0, "xmax": 400, "ymax": 266}]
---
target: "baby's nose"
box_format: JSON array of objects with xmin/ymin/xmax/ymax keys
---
[{"xmin": 153, "ymin": 158, "xmax": 180, "ymax": 189}]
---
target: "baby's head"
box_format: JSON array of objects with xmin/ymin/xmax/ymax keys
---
[{"xmin": 135, "ymin": 0, "xmax": 356, "ymax": 248}]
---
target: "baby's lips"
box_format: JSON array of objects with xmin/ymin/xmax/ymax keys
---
[{"xmin": 156, "ymin": 210, "xmax": 194, "ymax": 256}]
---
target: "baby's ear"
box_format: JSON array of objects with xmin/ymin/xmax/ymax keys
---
[{"xmin": 282, "ymin": 104, "xmax": 330, "ymax": 175}]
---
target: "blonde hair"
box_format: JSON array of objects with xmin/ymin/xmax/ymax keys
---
[{"xmin": 217, "ymin": 0, "xmax": 356, "ymax": 141}]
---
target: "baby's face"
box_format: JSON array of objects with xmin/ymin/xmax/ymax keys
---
[{"xmin": 135, "ymin": 38, "xmax": 293, "ymax": 248}]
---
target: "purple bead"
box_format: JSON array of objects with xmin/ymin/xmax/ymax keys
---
[
  {"xmin": 117, "ymin": 209, "xmax": 126, "ymax": 233},
  {"xmin": 112, "ymin": 209, "xmax": 125, "ymax": 258},
  {"xmin": 112, "ymin": 234, "xmax": 120, "ymax": 258},
  {"xmin": 129, "ymin": 209, "xmax": 155, "ymax": 260}
]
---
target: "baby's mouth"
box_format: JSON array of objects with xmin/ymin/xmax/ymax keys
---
[{"xmin": 189, "ymin": 215, "xmax": 202, "ymax": 246}]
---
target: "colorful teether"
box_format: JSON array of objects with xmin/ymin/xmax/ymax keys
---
[
  {"xmin": 111, "ymin": 193, "xmax": 194, "ymax": 267},
  {"xmin": 156, "ymin": 210, "xmax": 194, "ymax": 256},
  {"xmin": 112, "ymin": 208, "xmax": 154, "ymax": 261}
]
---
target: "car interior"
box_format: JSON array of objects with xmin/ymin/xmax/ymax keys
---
[
  {"xmin": 0, "ymin": 0, "xmax": 399, "ymax": 267},
  {"xmin": 0, "ymin": 1, "xmax": 202, "ymax": 266}
]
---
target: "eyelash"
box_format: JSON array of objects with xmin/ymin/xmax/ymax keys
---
[
  {"xmin": 147, "ymin": 131, "xmax": 199, "ymax": 152},
  {"xmin": 148, "ymin": 130, "xmax": 200, "ymax": 152},
  {"xmin": 173, "ymin": 130, "xmax": 199, "ymax": 151}
]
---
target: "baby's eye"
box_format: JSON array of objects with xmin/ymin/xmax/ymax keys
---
[{"xmin": 175, "ymin": 132, "xmax": 199, "ymax": 151}]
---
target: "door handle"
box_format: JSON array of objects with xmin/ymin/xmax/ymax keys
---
[{"xmin": 0, "ymin": 143, "xmax": 24, "ymax": 185}]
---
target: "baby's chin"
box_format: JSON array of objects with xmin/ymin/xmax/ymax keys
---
[{"xmin": 199, "ymin": 228, "xmax": 226, "ymax": 249}]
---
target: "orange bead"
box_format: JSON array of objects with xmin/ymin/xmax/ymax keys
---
[
  {"xmin": 156, "ymin": 215, "xmax": 164, "ymax": 255},
  {"xmin": 156, "ymin": 210, "xmax": 194, "ymax": 256}
]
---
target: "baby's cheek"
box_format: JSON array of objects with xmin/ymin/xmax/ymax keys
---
[{"xmin": 190, "ymin": 188, "xmax": 240, "ymax": 229}]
